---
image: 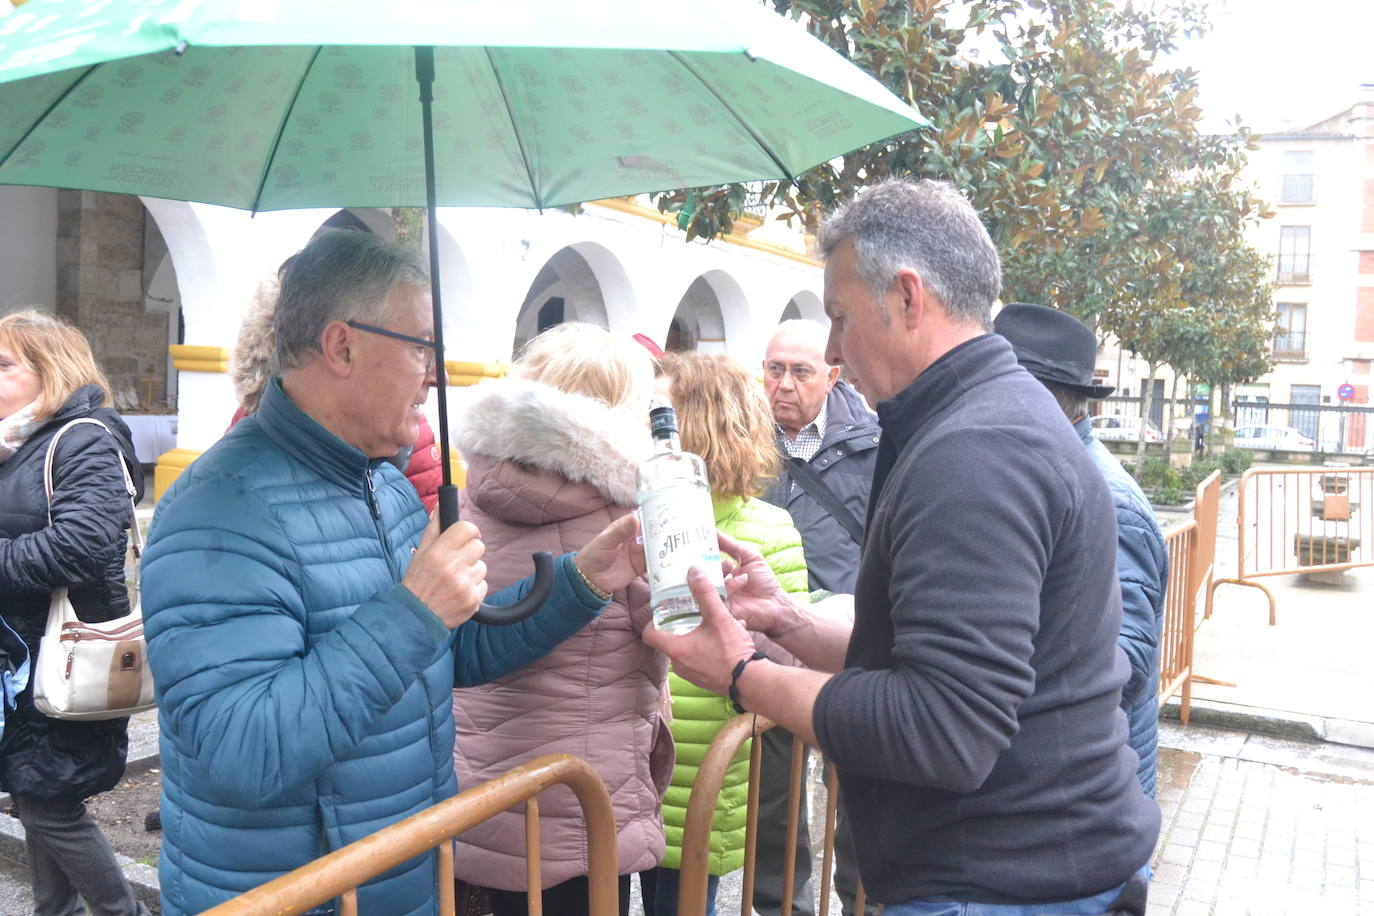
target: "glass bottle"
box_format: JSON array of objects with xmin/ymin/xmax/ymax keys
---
[{"xmin": 636, "ymin": 402, "xmax": 726, "ymax": 633}]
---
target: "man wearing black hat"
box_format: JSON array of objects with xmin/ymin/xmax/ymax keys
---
[{"xmin": 994, "ymin": 302, "xmax": 1169, "ymax": 797}]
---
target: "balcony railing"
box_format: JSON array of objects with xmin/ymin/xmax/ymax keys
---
[
  {"xmin": 1277, "ymin": 255, "xmax": 1312, "ymax": 284},
  {"xmin": 1280, "ymin": 174, "xmax": 1315, "ymax": 204},
  {"xmin": 1273, "ymin": 330, "xmax": 1308, "ymax": 360}
]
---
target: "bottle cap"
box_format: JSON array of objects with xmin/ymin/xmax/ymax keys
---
[{"xmin": 649, "ymin": 404, "xmax": 678, "ymax": 438}]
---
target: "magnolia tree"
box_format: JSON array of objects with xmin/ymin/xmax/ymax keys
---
[{"xmin": 655, "ymin": 0, "xmax": 1277, "ymax": 476}]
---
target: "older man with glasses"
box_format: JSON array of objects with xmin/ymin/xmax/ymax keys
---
[
  {"xmin": 754, "ymin": 319, "xmax": 880, "ymax": 916},
  {"xmin": 140, "ymin": 230, "xmax": 645, "ymax": 916}
]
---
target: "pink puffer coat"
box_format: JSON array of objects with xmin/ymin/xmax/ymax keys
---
[{"xmin": 450, "ymin": 378, "xmax": 671, "ymax": 891}]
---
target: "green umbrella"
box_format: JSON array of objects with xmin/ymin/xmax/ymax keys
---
[{"xmin": 0, "ymin": 0, "xmax": 927, "ymax": 621}]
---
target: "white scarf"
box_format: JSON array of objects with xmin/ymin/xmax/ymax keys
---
[{"xmin": 0, "ymin": 401, "xmax": 42, "ymax": 464}]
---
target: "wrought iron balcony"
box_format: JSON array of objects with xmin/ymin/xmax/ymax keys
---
[
  {"xmin": 1279, "ymin": 174, "xmax": 1315, "ymax": 204},
  {"xmin": 1277, "ymin": 255, "xmax": 1312, "ymax": 284},
  {"xmin": 1273, "ymin": 330, "xmax": 1308, "ymax": 360}
]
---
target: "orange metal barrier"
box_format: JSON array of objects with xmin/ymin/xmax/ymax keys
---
[
  {"xmin": 1157, "ymin": 470, "xmax": 1222, "ymax": 722},
  {"xmin": 202, "ymin": 754, "xmax": 619, "ymax": 916},
  {"xmin": 1211, "ymin": 467, "xmax": 1374, "ymax": 624},
  {"xmin": 678, "ymin": 714, "xmax": 874, "ymax": 916},
  {"xmin": 1159, "ymin": 519, "xmax": 1198, "ymax": 723}
]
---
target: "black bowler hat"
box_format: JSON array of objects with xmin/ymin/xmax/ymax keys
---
[{"xmin": 993, "ymin": 302, "xmax": 1115, "ymax": 399}]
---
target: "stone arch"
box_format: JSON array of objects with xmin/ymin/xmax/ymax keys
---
[
  {"xmin": 782, "ymin": 289, "xmax": 824, "ymax": 323},
  {"xmin": 512, "ymin": 242, "xmax": 635, "ymax": 353},
  {"xmin": 667, "ymin": 269, "xmax": 749, "ymax": 356}
]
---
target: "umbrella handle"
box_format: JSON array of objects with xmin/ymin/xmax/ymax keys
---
[{"xmin": 438, "ymin": 485, "xmax": 555, "ymax": 626}]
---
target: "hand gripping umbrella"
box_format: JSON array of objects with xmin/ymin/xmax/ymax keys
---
[{"xmin": 0, "ymin": 0, "xmax": 928, "ymax": 622}]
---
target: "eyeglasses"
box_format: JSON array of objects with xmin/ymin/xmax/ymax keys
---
[
  {"xmin": 346, "ymin": 320, "xmax": 437, "ymax": 372},
  {"xmin": 764, "ymin": 362, "xmax": 820, "ymax": 383}
]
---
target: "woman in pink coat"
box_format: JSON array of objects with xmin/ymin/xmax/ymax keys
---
[{"xmin": 451, "ymin": 323, "xmax": 668, "ymax": 916}]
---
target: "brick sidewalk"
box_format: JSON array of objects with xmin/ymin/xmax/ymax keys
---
[{"xmin": 1150, "ymin": 724, "xmax": 1374, "ymax": 915}]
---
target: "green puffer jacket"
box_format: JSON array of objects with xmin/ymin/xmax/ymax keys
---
[{"xmin": 660, "ymin": 495, "xmax": 808, "ymax": 875}]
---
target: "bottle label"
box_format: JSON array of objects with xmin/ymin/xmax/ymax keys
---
[{"xmin": 640, "ymin": 486, "xmax": 725, "ymax": 599}]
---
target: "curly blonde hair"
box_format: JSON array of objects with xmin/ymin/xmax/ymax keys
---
[
  {"xmin": 658, "ymin": 352, "xmax": 780, "ymax": 499},
  {"xmin": 0, "ymin": 310, "xmax": 112, "ymax": 421}
]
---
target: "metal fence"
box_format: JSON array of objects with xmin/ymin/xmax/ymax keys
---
[
  {"xmin": 1158, "ymin": 471, "xmax": 1220, "ymax": 723},
  {"xmin": 203, "ymin": 755, "xmax": 620, "ymax": 916},
  {"xmin": 1211, "ymin": 467, "xmax": 1374, "ymax": 624},
  {"xmin": 1094, "ymin": 396, "xmax": 1374, "ymax": 456},
  {"xmin": 679, "ymin": 715, "xmax": 871, "ymax": 916}
]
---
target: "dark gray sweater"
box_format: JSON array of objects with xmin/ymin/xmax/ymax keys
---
[{"xmin": 813, "ymin": 334, "xmax": 1158, "ymax": 905}]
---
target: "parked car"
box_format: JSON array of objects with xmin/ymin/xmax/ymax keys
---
[
  {"xmin": 1091, "ymin": 415, "xmax": 1163, "ymax": 442},
  {"xmin": 1232, "ymin": 425, "xmax": 1317, "ymax": 451}
]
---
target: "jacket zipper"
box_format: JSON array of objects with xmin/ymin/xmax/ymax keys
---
[{"xmin": 365, "ymin": 467, "xmax": 399, "ymax": 582}]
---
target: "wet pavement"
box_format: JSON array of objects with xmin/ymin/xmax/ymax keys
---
[{"xmin": 1150, "ymin": 721, "xmax": 1374, "ymax": 915}]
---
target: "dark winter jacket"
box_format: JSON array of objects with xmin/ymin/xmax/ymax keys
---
[
  {"xmin": 1076, "ymin": 417, "xmax": 1168, "ymax": 797},
  {"xmin": 761, "ymin": 381, "xmax": 880, "ymax": 594},
  {"xmin": 812, "ymin": 334, "xmax": 1159, "ymax": 906},
  {"xmin": 0, "ymin": 385, "xmax": 143, "ymax": 800}
]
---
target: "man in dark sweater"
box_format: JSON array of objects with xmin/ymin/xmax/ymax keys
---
[{"xmin": 645, "ymin": 179, "xmax": 1158, "ymax": 914}]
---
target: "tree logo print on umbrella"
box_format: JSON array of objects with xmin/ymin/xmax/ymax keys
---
[
  {"xmin": 13, "ymin": 138, "xmax": 43, "ymax": 167},
  {"xmin": 73, "ymin": 86, "xmax": 103, "ymax": 109},
  {"xmin": 113, "ymin": 64, "xmax": 142, "ymax": 88},
  {"xmin": 62, "ymin": 151, "xmax": 80, "ymax": 169},
  {"xmin": 297, "ymin": 114, "xmax": 321, "ymax": 135},
  {"xmin": 160, "ymin": 88, "xmax": 183, "ymax": 105},
  {"xmin": 274, "ymin": 166, "xmax": 301, "ymax": 190},
  {"xmin": 349, "ymin": 131, "xmax": 373, "ymax": 151},
  {"xmin": 285, "ymin": 139, "xmax": 307, "ymax": 157},
  {"xmin": 334, "ymin": 65, "xmax": 364, "ymax": 90},
  {"xmin": 48, "ymin": 111, "xmax": 70, "ymax": 129},
  {"xmin": 82, "ymin": 126, "xmax": 101, "ymax": 143},
  {"xmin": 660, "ymin": 73, "xmax": 687, "ymax": 96},
  {"xmin": 165, "ymin": 126, "xmax": 185, "ymax": 144},
  {"xmin": 318, "ymin": 93, "xmax": 341, "ymax": 113},
  {"xmin": 559, "ymin": 74, "xmax": 585, "ymax": 94},
  {"xmin": 116, "ymin": 112, "xmax": 144, "ymax": 134},
  {"xmin": 225, "ymin": 78, "xmax": 245, "ymax": 95},
  {"xmin": 203, "ymin": 104, "xmax": 227, "ymax": 125},
  {"xmin": 660, "ymin": 119, "xmax": 682, "ymax": 136},
  {"xmin": 184, "ymin": 66, "xmax": 213, "ymax": 87}
]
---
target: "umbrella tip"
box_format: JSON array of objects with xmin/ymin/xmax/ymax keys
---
[{"xmin": 175, "ymin": 41, "xmax": 188, "ymax": 55}]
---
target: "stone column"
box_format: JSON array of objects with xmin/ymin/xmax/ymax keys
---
[{"xmin": 55, "ymin": 190, "xmax": 170, "ymax": 409}]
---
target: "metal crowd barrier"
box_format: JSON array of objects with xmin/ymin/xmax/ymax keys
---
[
  {"xmin": 1211, "ymin": 467, "xmax": 1374, "ymax": 623},
  {"xmin": 202, "ymin": 754, "xmax": 619, "ymax": 916},
  {"xmin": 1157, "ymin": 471, "xmax": 1222, "ymax": 723},
  {"xmin": 678, "ymin": 714, "xmax": 874, "ymax": 916}
]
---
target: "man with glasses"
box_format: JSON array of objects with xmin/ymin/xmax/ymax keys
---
[
  {"xmin": 755, "ymin": 319, "xmax": 879, "ymax": 916},
  {"xmin": 141, "ymin": 230, "xmax": 644, "ymax": 916}
]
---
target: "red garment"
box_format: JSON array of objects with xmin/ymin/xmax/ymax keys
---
[{"xmin": 404, "ymin": 413, "xmax": 442, "ymax": 513}]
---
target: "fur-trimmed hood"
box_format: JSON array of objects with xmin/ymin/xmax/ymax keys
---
[{"xmin": 452, "ymin": 377, "xmax": 649, "ymax": 509}]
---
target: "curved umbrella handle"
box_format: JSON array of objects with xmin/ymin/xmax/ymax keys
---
[{"xmin": 438, "ymin": 485, "xmax": 555, "ymax": 626}]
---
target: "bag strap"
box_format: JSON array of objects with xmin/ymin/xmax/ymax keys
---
[
  {"xmin": 42, "ymin": 418, "xmax": 143, "ymax": 577},
  {"xmin": 786, "ymin": 456, "xmax": 864, "ymax": 546}
]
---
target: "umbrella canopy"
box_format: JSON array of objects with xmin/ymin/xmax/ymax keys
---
[
  {"xmin": 0, "ymin": 0, "xmax": 927, "ymax": 210},
  {"xmin": 0, "ymin": 0, "xmax": 928, "ymax": 623}
]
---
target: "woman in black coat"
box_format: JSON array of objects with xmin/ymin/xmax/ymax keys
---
[{"xmin": 0, "ymin": 310, "xmax": 149, "ymax": 916}]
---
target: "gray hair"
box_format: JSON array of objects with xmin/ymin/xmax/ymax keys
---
[
  {"xmin": 767, "ymin": 319, "xmax": 830, "ymax": 362},
  {"xmin": 818, "ymin": 179, "xmax": 1002, "ymax": 329},
  {"xmin": 272, "ymin": 229, "xmax": 428, "ymax": 373},
  {"xmin": 1042, "ymin": 381, "xmax": 1091, "ymax": 423}
]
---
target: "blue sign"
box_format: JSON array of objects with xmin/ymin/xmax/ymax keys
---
[{"xmin": 1338, "ymin": 383, "xmax": 1355, "ymax": 401}]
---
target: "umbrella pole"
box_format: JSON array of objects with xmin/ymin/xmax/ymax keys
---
[{"xmin": 414, "ymin": 46, "xmax": 554, "ymax": 625}]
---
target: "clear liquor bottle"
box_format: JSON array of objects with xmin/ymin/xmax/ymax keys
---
[{"xmin": 636, "ymin": 403, "xmax": 726, "ymax": 634}]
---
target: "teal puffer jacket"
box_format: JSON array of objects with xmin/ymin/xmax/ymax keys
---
[
  {"xmin": 142, "ymin": 381, "xmax": 606, "ymax": 916},
  {"xmin": 660, "ymin": 495, "xmax": 808, "ymax": 874}
]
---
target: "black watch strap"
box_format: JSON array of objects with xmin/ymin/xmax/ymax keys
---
[{"xmin": 729, "ymin": 650, "xmax": 768, "ymax": 715}]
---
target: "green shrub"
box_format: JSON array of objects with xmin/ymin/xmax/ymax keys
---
[
  {"xmin": 1218, "ymin": 448, "xmax": 1252, "ymax": 476},
  {"xmin": 1136, "ymin": 456, "xmax": 1179, "ymax": 491},
  {"xmin": 1155, "ymin": 485, "xmax": 1184, "ymax": 506}
]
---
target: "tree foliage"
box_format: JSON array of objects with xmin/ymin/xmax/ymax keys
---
[{"xmin": 654, "ymin": 0, "xmax": 1276, "ymax": 399}]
